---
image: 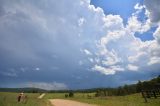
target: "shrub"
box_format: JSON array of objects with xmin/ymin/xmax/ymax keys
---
[
  {"xmin": 69, "ymin": 92, "xmax": 74, "ymax": 97},
  {"xmin": 65, "ymin": 94, "xmax": 68, "ymax": 98}
]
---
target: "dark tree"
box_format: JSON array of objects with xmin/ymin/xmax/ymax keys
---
[
  {"xmin": 69, "ymin": 92, "xmax": 74, "ymax": 97},
  {"xmin": 136, "ymin": 80, "xmax": 142, "ymax": 92}
]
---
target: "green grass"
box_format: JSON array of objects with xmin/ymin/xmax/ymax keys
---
[
  {"xmin": 0, "ymin": 92, "xmax": 51, "ymax": 106},
  {"xmin": 1, "ymin": 92, "xmax": 160, "ymax": 106},
  {"xmin": 45, "ymin": 93, "xmax": 160, "ymax": 106},
  {"xmin": 44, "ymin": 93, "xmax": 66, "ymax": 99}
]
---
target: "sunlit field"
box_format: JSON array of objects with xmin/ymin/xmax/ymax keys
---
[
  {"xmin": 45, "ymin": 93, "xmax": 160, "ymax": 106},
  {"xmin": 0, "ymin": 92, "xmax": 51, "ymax": 106}
]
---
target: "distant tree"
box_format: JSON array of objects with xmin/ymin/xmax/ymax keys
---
[
  {"xmin": 136, "ymin": 80, "xmax": 142, "ymax": 92},
  {"xmin": 157, "ymin": 75, "xmax": 160, "ymax": 83},
  {"xmin": 32, "ymin": 89, "xmax": 38, "ymax": 93},
  {"xmin": 123, "ymin": 84, "xmax": 129, "ymax": 95},
  {"xmin": 95, "ymin": 89, "xmax": 107, "ymax": 97},
  {"xmin": 69, "ymin": 92, "xmax": 74, "ymax": 97},
  {"xmin": 65, "ymin": 94, "xmax": 68, "ymax": 98},
  {"xmin": 117, "ymin": 87, "xmax": 123, "ymax": 96}
]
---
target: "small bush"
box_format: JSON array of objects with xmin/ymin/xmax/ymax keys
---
[
  {"xmin": 65, "ymin": 94, "xmax": 68, "ymax": 98},
  {"xmin": 69, "ymin": 92, "xmax": 74, "ymax": 97}
]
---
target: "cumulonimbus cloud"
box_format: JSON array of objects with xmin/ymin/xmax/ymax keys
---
[{"xmin": 0, "ymin": 0, "xmax": 160, "ymax": 88}]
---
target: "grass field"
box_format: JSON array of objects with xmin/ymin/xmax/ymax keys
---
[
  {"xmin": 1, "ymin": 92, "xmax": 160, "ymax": 106},
  {"xmin": 0, "ymin": 92, "xmax": 51, "ymax": 106},
  {"xmin": 45, "ymin": 93, "xmax": 160, "ymax": 106}
]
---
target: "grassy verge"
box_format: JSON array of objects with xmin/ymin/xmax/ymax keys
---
[
  {"xmin": 45, "ymin": 93, "xmax": 160, "ymax": 106},
  {"xmin": 0, "ymin": 92, "xmax": 51, "ymax": 106}
]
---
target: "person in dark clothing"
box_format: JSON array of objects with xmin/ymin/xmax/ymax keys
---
[{"xmin": 17, "ymin": 94, "xmax": 21, "ymax": 102}]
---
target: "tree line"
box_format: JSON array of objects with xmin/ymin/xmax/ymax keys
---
[
  {"xmin": 94, "ymin": 75, "xmax": 160, "ymax": 96},
  {"xmin": 0, "ymin": 75, "xmax": 159, "ymax": 97},
  {"xmin": 49, "ymin": 75, "xmax": 160, "ymax": 96}
]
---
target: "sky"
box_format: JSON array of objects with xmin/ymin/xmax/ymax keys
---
[{"xmin": 0, "ymin": 0, "xmax": 160, "ymax": 90}]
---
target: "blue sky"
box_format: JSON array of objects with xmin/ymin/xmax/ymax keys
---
[
  {"xmin": 91, "ymin": 0, "xmax": 142, "ymax": 21},
  {"xmin": 0, "ymin": 0, "xmax": 160, "ymax": 90}
]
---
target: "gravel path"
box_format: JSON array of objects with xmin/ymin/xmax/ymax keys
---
[
  {"xmin": 49, "ymin": 99, "xmax": 97, "ymax": 106},
  {"xmin": 38, "ymin": 93, "xmax": 45, "ymax": 99}
]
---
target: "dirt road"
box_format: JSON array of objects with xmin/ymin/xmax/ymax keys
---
[
  {"xmin": 38, "ymin": 93, "xmax": 45, "ymax": 99},
  {"xmin": 49, "ymin": 99, "xmax": 97, "ymax": 106}
]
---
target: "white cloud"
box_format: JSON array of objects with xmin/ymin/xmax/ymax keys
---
[
  {"xmin": 128, "ymin": 52, "xmax": 148, "ymax": 63},
  {"xmin": 144, "ymin": 0, "xmax": 160, "ymax": 45},
  {"xmin": 134, "ymin": 3, "xmax": 144, "ymax": 10},
  {"xmin": 127, "ymin": 2, "xmax": 152, "ymax": 34},
  {"xmin": 133, "ymin": 3, "xmax": 145, "ymax": 16},
  {"xmin": 92, "ymin": 65, "xmax": 115, "ymax": 75},
  {"xmin": 127, "ymin": 64, "xmax": 139, "ymax": 71},
  {"xmin": 103, "ymin": 15, "xmax": 124, "ymax": 31},
  {"xmin": 154, "ymin": 26, "xmax": 160, "ymax": 44},
  {"xmin": 102, "ymin": 49, "xmax": 122, "ymax": 66},
  {"xmin": 127, "ymin": 15, "xmax": 150, "ymax": 34},
  {"xmin": 90, "ymin": 1, "xmax": 160, "ymax": 75},
  {"xmin": 78, "ymin": 17, "xmax": 86, "ymax": 27},
  {"xmin": 83, "ymin": 49, "xmax": 92, "ymax": 55},
  {"xmin": 27, "ymin": 82, "xmax": 68, "ymax": 90},
  {"xmin": 148, "ymin": 57, "xmax": 160, "ymax": 65},
  {"xmin": 92, "ymin": 65, "xmax": 124, "ymax": 75},
  {"xmin": 35, "ymin": 67, "xmax": 40, "ymax": 71},
  {"xmin": 88, "ymin": 58, "xmax": 94, "ymax": 63},
  {"xmin": 143, "ymin": 0, "xmax": 160, "ymax": 66}
]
